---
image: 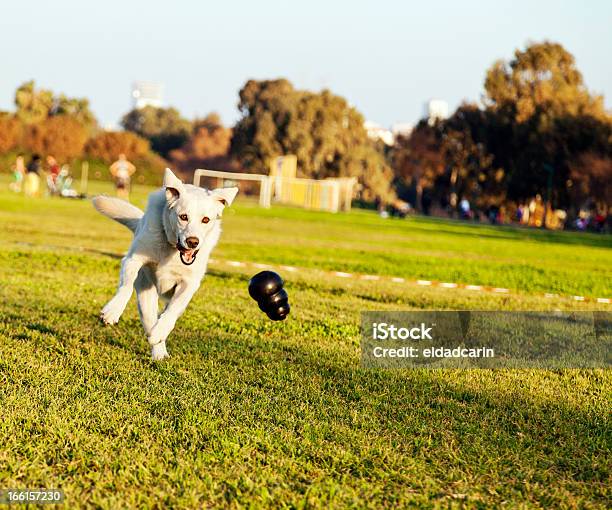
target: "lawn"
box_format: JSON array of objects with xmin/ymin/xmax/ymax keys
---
[{"xmin": 0, "ymin": 181, "xmax": 610, "ymax": 508}]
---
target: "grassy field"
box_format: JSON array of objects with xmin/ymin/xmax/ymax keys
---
[{"xmin": 0, "ymin": 180, "xmax": 610, "ymax": 508}]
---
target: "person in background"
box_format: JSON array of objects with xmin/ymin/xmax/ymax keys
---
[
  {"xmin": 459, "ymin": 197, "xmax": 471, "ymax": 219},
  {"xmin": 594, "ymin": 210, "xmax": 606, "ymax": 233},
  {"xmin": 47, "ymin": 155, "xmax": 60, "ymax": 181},
  {"xmin": 9, "ymin": 154, "xmax": 26, "ymax": 192},
  {"xmin": 24, "ymin": 154, "xmax": 42, "ymax": 197},
  {"xmin": 109, "ymin": 153, "xmax": 136, "ymax": 200},
  {"xmin": 520, "ymin": 203, "xmax": 530, "ymax": 225},
  {"xmin": 528, "ymin": 195, "xmax": 545, "ymax": 227},
  {"xmin": 575, "ymin": 209, "xmax": 589, "ymax": 231},
  {"xmin": 516, "ymin": 204, "xmax": 524, "ymax": 223},
  {"xmin": 46, "ymin": 155, "xmax": 61, "ymax": 195}
]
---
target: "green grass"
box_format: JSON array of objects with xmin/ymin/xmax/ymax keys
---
[
  {"xmin": 1, "ymin": 177, "xmax": 609, "ymax": 299},
  {"xmin": 0, "ymin": 181, "xmax": 610, "ymax": 508}
]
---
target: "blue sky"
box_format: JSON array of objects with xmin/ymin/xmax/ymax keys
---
[{"xmin": 1, "ymin": 0, "xmax": 610, "ymax": 128}]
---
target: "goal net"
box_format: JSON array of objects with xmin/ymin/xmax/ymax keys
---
[
  {"xmin": 194, "ymin": 169, "xmax": 356, "ymax": 212},
  {"xmin": 193, "ymin": 169, "xmax": 272, "ymax": 208}
]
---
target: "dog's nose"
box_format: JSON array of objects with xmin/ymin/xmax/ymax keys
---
[{"xmin": 185, "ymin": 237, "xmax": 199, "ymax": 249}]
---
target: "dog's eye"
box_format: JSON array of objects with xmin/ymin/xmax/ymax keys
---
[
  {"xmin": 202, "ymin": 217, "xmax": 210, "ymax": 224},
  {"xmin": 179, "ymin": 214, "xmax": 188, "ymax": 221}
]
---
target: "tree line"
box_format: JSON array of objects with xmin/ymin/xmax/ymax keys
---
[
  {"xmin": 0, "ymin": 40, "xmax": 609, "ymax": 219},
  {"xmin": 0, "ymin": 81, "xmax": 164, "ymax": 174},
  {"xmin": 393, "ymin": 41, "xmax": 610, "ymax": 219}
]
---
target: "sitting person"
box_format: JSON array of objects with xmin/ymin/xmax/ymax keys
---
[{"xmin": 24, "ymin": 154, "xmax": 42, "ymax": 197}]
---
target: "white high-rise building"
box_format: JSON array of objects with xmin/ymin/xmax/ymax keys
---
[
  {"xmin": 132, "ymin": 81, "xmax": 164, "ymax": 109},
  {"xmin": 363, "ymin": 120, "xmax": 394, "ymax": 146},
  {"xmin": 424, "ymin": 99, "xmax": 449, "ymax": 125},
  {"xmin": 391, "ymin": 122, "xmax": 413, "ymax": 138}
]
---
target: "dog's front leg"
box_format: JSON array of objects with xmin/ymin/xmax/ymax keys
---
[
  {"xmin": 101, "ymin": 255, "xmax": 145, "ymax": 325},
  {"xmin": 135, "ymin": 266, "xmax": 158, "ymax": 336},
  {"xmin": 148, "ymin": 281, "xmax": 200, "ymax": 360}
]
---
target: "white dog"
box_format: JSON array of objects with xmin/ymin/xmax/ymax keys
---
[{"xmin": 93, "ymin": 168, "xmax": 238, "ymax": 360}]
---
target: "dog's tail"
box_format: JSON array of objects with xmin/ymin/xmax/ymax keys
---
[{"xmin": 92, "ymin": 196, "xmax": 144, "ymax": 233}]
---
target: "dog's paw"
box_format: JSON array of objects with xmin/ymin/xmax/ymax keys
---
[
  {"xmin": 151, "ymin": 342, "xmax": 170, "ymax": 361},
  {"xmin": 149, "ymin": 317, "xmax": 173, "ymax": 345},
  {"xmin": 100, "ymin": 300, "xmax": 123, "ymax": 325}
]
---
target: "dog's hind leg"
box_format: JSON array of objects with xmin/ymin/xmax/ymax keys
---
[
  {"xmin": 135, "ymin": 266, "xmax": 158, "ymax": 336},
  {"xmin": 101, "ymin": 255, "xmax": 145, "ymax": 325}
]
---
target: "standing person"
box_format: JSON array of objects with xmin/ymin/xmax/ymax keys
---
[
  {"xmin": 9, "ymin": 154, "xmax": 26, "ymax": 192},
  {"xmin": 521, "ymin": 203, "xmax": 530, "ymax": 225},
  {"xmin": 24, "ymin": 154, "xmax": 42, "ymax": 197},
  {"xmin": 516, "ymin": 204, "xmax": 524, "ymax": 223},
  {"xmin": 459, "ymin": 197, "xmax": 471, "ymax": 219},
  {"xmin": 109, "ymin": 153, "xmax": 136, "ymax": 200}
]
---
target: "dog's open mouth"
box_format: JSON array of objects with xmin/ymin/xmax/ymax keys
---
[{"xmin": 177, "ymin": 242, "xmax": 198, "ymax": 265}]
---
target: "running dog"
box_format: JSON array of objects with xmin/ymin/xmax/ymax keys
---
[{"xmin": 93, "ymin": 168, "xmax": 238, "ymax": 360}]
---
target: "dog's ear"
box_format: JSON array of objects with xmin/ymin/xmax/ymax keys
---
[
  {"xmin": 212, "ymin": 187, "xmax": 238, "ymax": 208},
  {"xmin": 164, "ymin": 168, "xmax": 184, "ymax": 203}
]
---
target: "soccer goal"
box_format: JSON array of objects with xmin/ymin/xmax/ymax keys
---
[
  {"xmin": 193, "ymin": 168, "xmax": 357, "ymax": 213},
  {"xmin": 193, "ymin": 169, "xmax": 273, "ymax": 208}
]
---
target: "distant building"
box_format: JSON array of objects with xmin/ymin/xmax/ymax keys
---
[
  {"xmin": 364, "ymin": 120, "xmax": 394, "ymax": 146},
  {"xmin": 424, "ymin": 99, "xmax": 449, "ymax": 125},
  {"xmin": 391, "ymin": 122, "xmax": 413, "ymax": 138},
  {"xmin": 132, "ymin": 81, "xmax": 164, "ymax": 109}
]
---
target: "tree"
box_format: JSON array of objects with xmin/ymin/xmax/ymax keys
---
[
  {"xmin": 231, "ymin": 79, "xmax": 299, "ymax": 171},
  {"xmin": 231, "ymin": 79, "xmax": 394, "ymax": 202},
  {"xmin": 15, "ymin": 81, "xmax": 54, "ymax": 124},
  {"xmin": 442, "ymin": 105, "xmax": 504, "ymax": 209},
  {"xmin": 85, "ymin": 131, "xmax": 150, "ymax": 163},
  {"xmin": 53, "ymin": 95, "xmax": 98, "ymax": 133},
  {"xmin": 172, "ymin": 113, "xmax": 231, "ymax": 160},
  {"xmin": 24, "ymin": 116, "xmax": 88, "ymax": 161},
  {"xmin": 392, "ymin": 122, "xmax": 445, "ymax": 210},
  {"xmin": 483, "ymin": 41, "xmax": 611, "ymax": 208},
  {"xmin": 484, "ymin": 41, "xmax": 607, "ymax": 123},
  {"xmin": 0, "ymin": 115, "xmax": 23, "ymax": 154},
  {"xmin": 170, "ymin": 112, "xmax": 236, "ymax": 173},
  {"xmin": 392, "ymin": 42, "xmax": 611, "ymax": 215},
  {"xmin": 121, "ymin": 105, "xmax": 191, "ymax": 158},
  {"xmin": 14, "ymin": 81, "xmax": 98, "ymax": 132},
  {"xmin": 338, "ymin": 143, "xmax": 395, "ymax": 202},
  {"xmin": 569, "ymin": 152, "xmax": 612, "ymax": 208}
]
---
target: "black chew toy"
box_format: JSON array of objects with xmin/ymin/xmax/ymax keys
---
[{"xmin": 248, "ymin": 271, "xmax": 290, "ymax": 321}]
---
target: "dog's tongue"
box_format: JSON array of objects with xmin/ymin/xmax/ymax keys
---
[{"xmin": 181, "ymin": 250, "xmax": 195, "ymax": 263}]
